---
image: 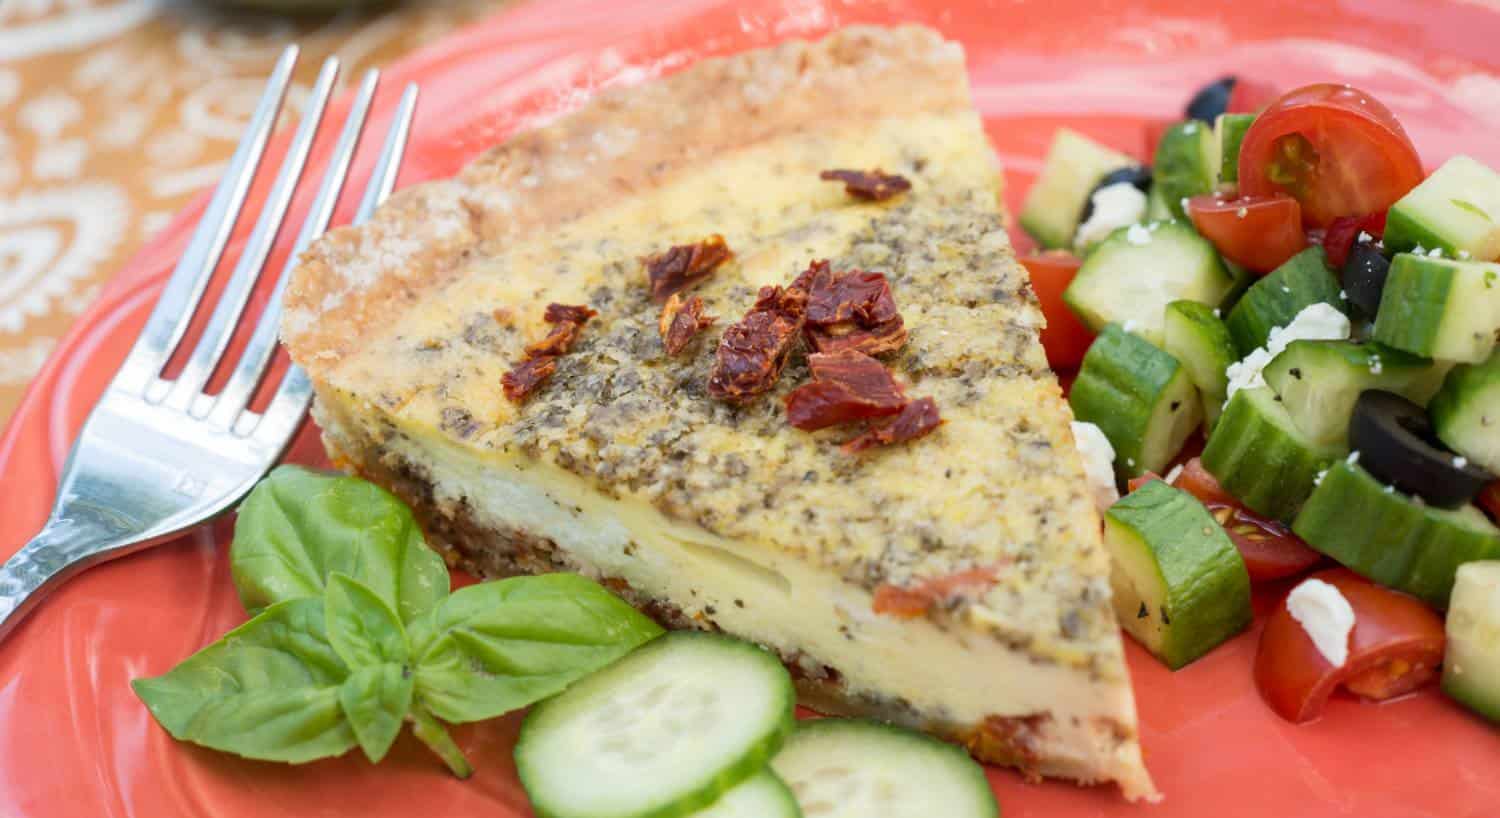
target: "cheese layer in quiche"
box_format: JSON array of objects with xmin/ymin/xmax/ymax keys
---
[{"xmin": 283, "ymin": 25, "xmax": 1157, "ymax": 801}]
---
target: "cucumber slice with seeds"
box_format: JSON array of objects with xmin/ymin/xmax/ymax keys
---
[
  {"xmin": 1105, "ymin": 479, "xmax": 1252, "ymax": 669},
  {"xmin": 1200, "ymin": 386, "xmax": 1342, "ymax": 521},
  {"xmin": 771, "ymin": 720, "xmax": 998, "ymax": 818},
  {"xmin": 516, "ymin": 632, "xmax": 795, "ymax": 818},
  {"xmin": 1292, "ymin": 462, "xmax": 1500, "ymax": 608},
  {"xmin": 1430, "ymin": 347, "xmax": 1500, "ymax": 473},
  {"xmin": 1070, "ymin": 324, "xmax": 1203, "ymax": 480},
  {"xmin": 1442, "ymin": 561, "xmax": 1500, "ymax": 724},
  {"xmin": 692, "ymin": 771, "xmax": 802, "ymax": 818},
  {"xmin": 1225, "ymin": 247, "xmax": 1346, "ymax": 356},
  {"xmin": 1372, "ymin": 254, "xmax": 1500, "ymax": 364},
  {"xmin": 1163, "ymin": 300, "xmax": 1236, "ymax": 430},
  {"xmin": 1262, "ymin": 340, "xmax": 1444, "ymax": 449}
]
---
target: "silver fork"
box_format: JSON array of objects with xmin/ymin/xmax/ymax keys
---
[{"xmin": 0, "ymin": 47, "xmax": 419, "ymax": 643}]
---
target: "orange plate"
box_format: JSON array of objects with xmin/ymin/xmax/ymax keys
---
[{"xmin": 3, "ymin": 1, "xmax": 1499, "ymax": 815}]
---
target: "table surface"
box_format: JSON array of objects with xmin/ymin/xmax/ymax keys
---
[{"xmin": 0, "ymin": 0, "xmax": 514, "ymax": 425}]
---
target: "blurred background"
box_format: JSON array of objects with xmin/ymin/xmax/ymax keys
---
[{"xmin": 0, "ymin": 0, "xmax": 516, "ymax": 424}]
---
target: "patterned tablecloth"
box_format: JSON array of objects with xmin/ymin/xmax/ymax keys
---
[{"xmin": 0, "ymin": 0, "xmax": 513, "ymax": 424}]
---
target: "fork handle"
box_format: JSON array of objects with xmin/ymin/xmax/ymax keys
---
[{"xmin": 0, "ymin": 520, "xmax": 109, "ymax": 644}]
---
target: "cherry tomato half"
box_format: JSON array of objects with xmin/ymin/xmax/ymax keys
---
[
  {"xmin": 1255, "ymin": 568, "xmax": 1446, "ymax": 723},
  {"xmin": 1238, "ymin": 84, "xmax": 1424, "ymax": 227},
  {"xmin": 1188, "ymin": 193, "xmax": 1307, "ymax": 274},
  {"xmin": 1173, "ymin": 458, "xmax": 1324, "ymax": 581},
  {"xmin": 1019, "ymin": 253, "xmax": 1095, "ymax": 370},
  {"xmin": 1321, "ymin": 211, "xmax": 1388, "ymax": 270}
]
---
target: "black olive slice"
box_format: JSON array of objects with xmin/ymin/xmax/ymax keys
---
[
  {"xmin": 1349, "ymin": 390, "xmax": 1494, "ymax": 508},
  {"xmin": 1078, "ymin": 166, "xmax": 1154, "ymax": 224},
  {"xmin": 1342, "ymin": 241, "xmax": 1392, "ymax": 318},
  {"xmin": 1185, "ymin": 76, "xmax": 1237, "ymax": 123}
]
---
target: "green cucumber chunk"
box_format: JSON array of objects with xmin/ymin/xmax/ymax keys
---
[
  {"xmin": 771, "ymin": 720, "xmax": 998, "ymax": 818},
  {"xmin": 1263, "ymin": 340, "xmax": 1445, "ymax": 449},
  {"xmin": 1201, "ymin": 386, "xmax": 1342, "ymax": 521},
  {"xmin": 692, "ymin": 771, "xmax": 802, "ymax": 818},
  {"xmin": 1063, "ymin": 220, "xmax": 1235, "ymax": 342},
  {"xmin": 1104, "ymin": 480, "xmax": 1252, "ymax": 669},
  {"xmin": 515, "ymin": 632, "xmax": 795, "ymax": 818},
  {"xmin": 1373, "ymin": 253, "xmax": 1500, "ymax": 364},
  {"xmin": 1020, "ymin": 128, "xmax": 1137, "ymax": 249},
  {"xmin": 1225, "ymin": 247, "xmax": 1346, "ymax": 356},
  {"xmin": 1292, "ymin": 462, "xmax": 1500, "ymax": 608},
  {"xmin": 1215, "ymin": 113, "xmax": 1255, "ymax": 185},
  {"xmin": 1442, "ymin": 561, "xmax": 1500, "ymax": 724},
  {"xmin": 1163, "ymin": 300, "xmax": 1236, "ymax": 429},
  {"xmin": 1430, "ymin": 347, "xmax": 1500, "ymax": 473},
  {"xmin": 1384, "ymin": 155, "xmax": 1500, "ymax": 261},
  {"xmin": 1145, "ymin": 183, "xmax": 1174, "ymax": 222},
  {"xmin": 1070, "ymin": 324, "xmax": 1203, "ymax": 479},
  {"xmin": 1153, "ymin": 120, "xmax": 1219, "ymax": 219}
]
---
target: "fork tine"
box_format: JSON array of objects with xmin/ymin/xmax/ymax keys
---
[
  {"xmin": 246, "ymin": 82, "xmax": 421, "ymax": 439},
  {"xmin": 208, "ymin": 69, "xmax": 382, "ymax": 430},
  {"xmin": 163, "ymin": 56, "xmax": 342, "ymax": 414},
  {"xmin": 115, "ymin": 46, "xmax": 298, "ymax": 395}
]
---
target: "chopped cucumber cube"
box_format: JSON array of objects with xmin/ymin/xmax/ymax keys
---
[
  {"xmin": 1442, "ymin": 561, "xmax": 1500, "ymax": 724},
  {"xmin": 1263, "ymin": 340, "xmax": 1445, "ymax": 449},
  {"xmin": 1070, "ymin": 325, "xmax": 1203, "ymax": 480},
  {"xmin": 1020, "ymin": 129, "xmax": 1137, "ymax": 250},
  {"xmin": 1215, "ymin": 113, "xmax": 1255, "ymax": 185},
  {"xmin": 1225, "ymin": 247, "xmax": 1346, "ymax": 356},
  {"xmin": 1372, "ymin": 254, "xmax": 1500, "ymax": 364},
  {"xmin": 1201, "ymin": 386, "xmax": 1343, "ymax": 522},
  {"xmin": 1153, "ymin": 120, "xmax": 1219, "ymax": 220},
  {"xmin": 1384, "ymin": 155, "xmax": 1500, "ymax": 262},
  {"xmin": 1430, "ymin": 347, "xmax": 1500, "ymax": 473},
  {"xmin": 1163, "ymin": 300, "xmax": 1236, "ymax": 430}
]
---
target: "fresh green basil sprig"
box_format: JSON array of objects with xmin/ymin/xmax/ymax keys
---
[{"xmin": 132, "ymin": 466, "xmax": 662, "ymax": 776}]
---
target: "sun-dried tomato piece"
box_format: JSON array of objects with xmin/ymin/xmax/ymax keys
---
[
  {"xmin": 526, "ymin": 320, "xmax": 582, "ymax": 358},
  {"xmin": 659, "ymin": 293, "xmax": 716, "ymax": 356},
  {"xmin": 800, "ymin": 266, "xmax": 907, "ymax": 356},
  {"xmin": 786, "ymin": 380, "xmax": 907, "ymax": 430},
  {"xmin": 502, "ymin": 355, "xmax": 558, "ymax": 402},
  {"xmin": 820, "ymin": 168, "xmax": 912, "ymax": 201},
  {"xmin": 806, "ymin": 320, "xmax": 909, "ymax": 356},
  {"xmin": 708, "ymin": 284, "xmax": 807, "ymax": 401},
  {"xmin": 544, "ymin": 303, "xmax": 597, "ymax": 324},
  {"xmin": 843, "ymin": 397, "xmax": 942, "ymax": 453},
  {"xmin": 644, "ymin": 235, "xmax": 733, "ymax": 301}
]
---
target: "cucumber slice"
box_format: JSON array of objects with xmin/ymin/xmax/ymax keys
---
[
  {"xmin": 1262, "ymin": 340, "xmax": 1444, "ymax": 449},
  {"xmin": 1020, "ymin": 128, "xmax": 1137, "ymax": 250},
  {"xmin": 1292, "ymin": 462, "xmax": 1500, "ymax": 608},
  {"xmin": 1383, "ymin": 155, "xmax": 1500, "ymax": 261},
  {"xmin": 1225, "ymin": 247, "xmax": 1346, "ymax": 356},
  {"xmin": 1153, "ymin": 120, "xmax": 1219, "ymax": 220},
  {"xmin": 771, "ymin": 720, "xmax": 998, "ymax": 818},
  {"xmin": 1063, "ymin": 221, "xmax": 1235, "ymax": 341},
  {"xmin": 1104, "ymin": 479, "xmax": 1252, "ymax": 669},
  {"xmin": 1201, "ymin": 386, "xmax": 1343, "ymax": 521},
  {"xmin": 1373, "ymin": 254, "xmax": 1500, "ymax": 364},
  {"xmin": 1215, "ymin": 113, "xmax": 1255, "ymax": 185},
  {"xmin": 692, "ymin": 771, "xmax": 802, "ymax": 818},
  {"xmin": 1442, "ymin": 561, "xmax": 1500, "ymax": 724},
  {"xmin": 1163, "ymin": 300, "xmax": 1235, "ymax": 429},
  {"xmin": 1145, "ymin": 183, "xmax": 1174, "ymax": 222},
  {"xmin": 1070, "ymin": 324, "xmax": 1203, "ymax": 479},
  {"xmin": 1430, "ymin": 347, "xmax": 1500, "ymax": 473},
  {"xmin": 516, "ymin": 632, "xmax": 795, "ymax": 818}
]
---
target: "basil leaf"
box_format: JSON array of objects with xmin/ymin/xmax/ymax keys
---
[
  {"xmin": 339, "ymin": 663, "xmax": 414, "ymax": 763},
  {"xmin": 408, "ymin": 574, "xmax": 663, "ymax": 723},
  {"xmin": 231, "ymin": 465, "xmax": 449, "ymax": 624},
  {"xmin": 325, "ymin": 572, "xmax": 409, "ymax": 669},
  {"xmin": 131, "ymin": 598, "xmax": 358, "ymax": 763}
]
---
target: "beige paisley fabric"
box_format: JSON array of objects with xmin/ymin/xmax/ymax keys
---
[{"xmin": 0, "ymin": 0, "xmax": 511, "ymax": 423}]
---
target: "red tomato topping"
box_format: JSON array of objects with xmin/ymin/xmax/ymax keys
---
[
  {"xmin": 1173, "ymin": 458, "xmax": 1324, "ymax": 581},
  {"xmin": 1187, "ymin": 193, "xmax": 1307, "ymax": 274},
  {"xmin": 1018, "ymin": 253, "xmax": 1095, "ymax": 370},
  {"xmin": 1479, "ymin": 482, "xmax": 1500, "ymax": 523},
  {"xmin": 1321, "ymin": 211, "xmax": 1388, "ymax": 270},
  {"xmin": 1238, "ymin": 84, "xmax": 1424, "ymax": 227},
  {"xmin": 872, "ymin": 566, "xmax": 1000, "ymax": 618},
  {"xmin": 1227, "ymin": 78, "xmax": 1280, "ymax": 114},
  {"xmin": 1255, "ymin": 568, "xmax": 1445, "ymax": 723}
]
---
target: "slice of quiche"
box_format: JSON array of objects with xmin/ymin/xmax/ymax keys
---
[{"xmin": 282, "ymin": 25, "xmax": 1157, "ymax": 800}]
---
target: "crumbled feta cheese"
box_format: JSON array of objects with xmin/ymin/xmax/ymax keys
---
[
  {"xmin": 1385, "ymin": 485, "xmax": 1396, "ymax": 494},
  {"xmin": 1125, "ymin": 223, "xmax": 1153, "ymax": 246},
  {"xmin": 1428, "ymin": 247, "xmax": 1445, "ymax": 258},
  {"xmin": 1074, "ymin": 182, "xmax": 1150, "ymax": 249},
  {"xmin": 1183, "ymin": 122, "xmax": 1199, "ymax": 134},
  {"xmin": 1455, "ymin": 456, "xmax": 1470, "ymax": 469},
  {"xmin": 1339, "ymin": 289, "xmax": 1348, "ymax": 300},
  {"xmin": 1370, "ymin": 357, "xmax": 1383, "ymax": 375},
  {"xmin": 1414, "ymin": 245, "xmax": 1427, "ymax": 255},
  {"xmin": 1236, "ymin": 206, "xmax": 1249, "ymax": 219},
  {"xmin": 1357, "ymin": 231, "xmax": 1373, "ymax": 243},
  {"xmin": 1126, "ymin": 457, "xmax": 1136, "ymax": 467},
  {"xmin": 1165, "ymin": 463, "xmax": 1185, "ymax": 484},
  {"xmin": 1314, "ymin": 468, "xmax": 1328, "ymax": 485},
  {"xmin": 1287, "ymin": 578, "xmax": 1356, "ymax": 667},
  {"xmin": 1458, "ymin": 250, "xmax": 1472, "ymax": 260},
  {"xmin": 1347, "ymin": 450, "xmax": 1361, "ymax": 465},
  {"xmin": 1071, "ymin": 422, "xmax": 1120, "ymax": 514},
  {"xmin": 1212, "ymin": 308, "xmax": 1221, "ymax": 318},
  {"xmin": 1281, "ymin": 285, "xmax": 1292, "ymax": 293},
  {"xmin": 1224, "ymin": 303, "xmax": 1352, "ymax": 403},
  {"xmin": 1179, "ymin": 197, "xmax": 1190, "ymax": 214},
  {"xmin": 1122, "ymin": 319, "xmax": 1140, "ymax": 334}
]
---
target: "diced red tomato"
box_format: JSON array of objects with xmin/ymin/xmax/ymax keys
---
[
  {"xmin": 872, "ymin": 566, "xmax": 1001, "ymax": 618},
  {"xmin": 1018, "ymin": 253, "xmax": 1095, "ymax": 370},
  {"xmin": 1126, "ymin": 473, "xmax": 1163, "ymax": 494},
  {"xmin": 1321, "ymin": 211, "xmax": 1388, "ymax": 270},
  {"xmin": 1479, "ymin": 482, "xmax": 1500, "ymax": 523},
  {"xmin": 1172, "ymin": 458, "xmax": 1324, "ymax": 580},
  {"xmin": 1255, "ymin": 568, "xmax": 1446, "ymax": 723},
  {"xmin": 1238, "ymin": 84, "xmax": 1424, "ymax": 227},
  {"xmin": 1227, "ymin": 78, "xmax": 1280, "ymax": 114},
  {"xmin": 1187, "ymin": 193, "xmax": 1307, "ymax": 273}
]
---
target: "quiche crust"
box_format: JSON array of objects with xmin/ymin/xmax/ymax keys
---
[{"xmin": 283, "ymin": 25, "xmax": 1159, "ymax": 801}]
